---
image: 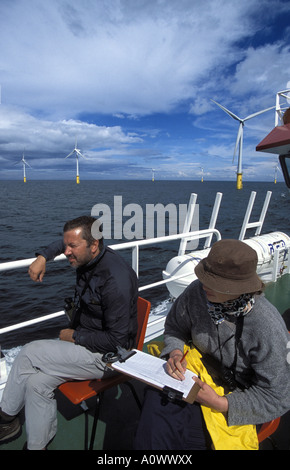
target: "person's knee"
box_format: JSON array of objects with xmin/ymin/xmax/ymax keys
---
[
  {"xmin": 20, "ymin": 340, "xmax": 46, "ymax": 360},
  {"xmin": 26, "ymin": 372, "xmax": 55, "ymax": 401}
]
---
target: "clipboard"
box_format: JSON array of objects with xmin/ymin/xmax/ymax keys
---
[{"xmin": 110, "ymin": 349, "xmax": 199, "ymax": 404}]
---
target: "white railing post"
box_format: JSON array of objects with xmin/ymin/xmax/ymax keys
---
[
  {"xmin": 239, "ymin": 191, "xmax": 272, "ymax": 241},
  {"xmin": 204, "ymin": 192, "xmax": 223, "ymax": 248},
  {"xmin": 132, "ymin": 245, "xmax": 139, "ymax": 276},
  {"xmin": 178, "ymin": 193, "xmax": 197, "ymax": 256}
]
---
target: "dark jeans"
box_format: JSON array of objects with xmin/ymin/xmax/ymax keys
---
[{"xmin": 134, "ymin": 387, "xmax": 211, "ymax": 450}]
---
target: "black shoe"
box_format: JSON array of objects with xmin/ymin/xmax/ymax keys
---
[{"xmin": 0, "ymin": 416, "xmax": 21, "ymax": 443}]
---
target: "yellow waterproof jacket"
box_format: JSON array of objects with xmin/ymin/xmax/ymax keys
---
[{"xmin": 147, "ymin": 342, "xmax": 259, "ymax": 451}]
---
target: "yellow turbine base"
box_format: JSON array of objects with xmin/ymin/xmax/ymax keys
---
[
  {"xmin": 24, "ymin": 177, "xmax": 26, "ymax": 183},
  {"xmin": 236, "ymin": 173, "xmax": 243, "ymax": 190},
  {"xmin": 76, "ymin": 176, "xmax": 80, "ymax": 184}
]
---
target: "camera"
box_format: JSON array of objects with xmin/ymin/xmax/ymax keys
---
[
  {"xmin": 221, "ymin": 366, "xmax": 249, "ymax": 391},
  {"xmin": 64, "ymin": 297, "xmax": 76, "ymax": 322},
  {"xmin": 221, "ymin": 366, "xmax": 238, "ymax": 391}
]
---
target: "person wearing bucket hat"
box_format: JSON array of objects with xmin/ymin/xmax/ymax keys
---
[
  {"xmin": 194, "ymin": 239, "xmax": 263, "ymax": 296},
  {"xmin": 134, "ymin": 239, "xmax": 290, "ymax": 450}
]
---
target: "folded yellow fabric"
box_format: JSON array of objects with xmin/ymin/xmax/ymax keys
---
[{"xmin": 147, "ymin": 341, "xmax": 258, "ymax": 451}]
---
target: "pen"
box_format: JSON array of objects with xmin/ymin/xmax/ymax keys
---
[{"xmin": 172, "ymin": 350, "xmax": 189, "ymax": 374}]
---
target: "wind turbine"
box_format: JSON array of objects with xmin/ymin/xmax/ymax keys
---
[
  {"xmin": 65, "ymin": 138, "xmax": 86, "ymax": 184},
  {"xmin": 200, "ymin": 167, "xmax": 204, "ymax": 183},
  {"xmin": 212, "ymin": 100, "xmax": 275, "ymax": 190},
  {"xmin": 15, "ymin": 153, "xmax": 32, "ymax": 183},
  {"xmin": 151, "ymin": 168, "xmax": 155, "ymax": 182},
  {"xmin": 274, "ymin": 164, "xmax": 281, "ymax": 184}
]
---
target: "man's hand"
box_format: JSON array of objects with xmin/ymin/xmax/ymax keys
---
[
  {"xmin": 193, "ymin": 376, "xmax": 229, "ymax": 413},
  {"xmin": 28, "ymin": 255, "xmax": 46, "ymax": 282},
  {"xmin": 59, "ymin": 329, "xmax": 75, "ymax": 343}
]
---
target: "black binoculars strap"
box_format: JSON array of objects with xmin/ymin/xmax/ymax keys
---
[{"xmin": 70, "ymin": 268, "xmax": 96, "ymax": 328}]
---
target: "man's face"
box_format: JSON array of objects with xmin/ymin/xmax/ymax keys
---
[{"xmin": 63, "ymin": 228, "xmax": 99, "ymax": 268}]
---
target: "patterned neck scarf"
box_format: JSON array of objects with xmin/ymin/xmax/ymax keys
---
[{"xmin": 207, "ymin": 293, "xmax": 255, "ymax": 325}]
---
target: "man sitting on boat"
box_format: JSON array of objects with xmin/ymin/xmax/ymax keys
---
[
  {"xmin": 0, "ymin": 216, "xmax": 138, "ymax": 450},
  {"xmin": 135, "ymin": 239, "xmax": 290, "ymax": 450}
]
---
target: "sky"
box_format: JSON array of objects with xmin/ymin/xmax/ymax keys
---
[{"xmin": 1, "ymin": 0, "xmax": 290, "ymax": 182}]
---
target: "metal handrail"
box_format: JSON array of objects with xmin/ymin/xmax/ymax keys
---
[{"xmin": 0, "ymin": 228, "xmax": 221, "ymax": 336}]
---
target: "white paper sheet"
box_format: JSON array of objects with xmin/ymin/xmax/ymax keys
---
[{"xmin": 112, "ymin": 350, "xmax": 197, "ymax": 398}]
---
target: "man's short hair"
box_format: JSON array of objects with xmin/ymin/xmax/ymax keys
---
[{"xmin": 63, "ymin": 216, "xmax": 104, "ymax": 250}]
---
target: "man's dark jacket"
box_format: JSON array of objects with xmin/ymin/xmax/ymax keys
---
[{"xmin": 37, "ymin": 241, "xmax": 138, "ymax": 353}]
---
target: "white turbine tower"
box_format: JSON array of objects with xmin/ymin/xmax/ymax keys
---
[
  {"xmin": 15, "ymin": 153, "xmax": 32, "ymax": 183},
  {"xmin": 212, "ymin": 100, "xmax": 274, "ymax": 189},
  {"xmin": 274, "ymin": 164, "xmax": 281, "ymax": 184},
  {"xmin": 151, "ymin": 168, "xmax": 155, "ymax": 182},
  {"xmin": 200, "ymin": 167, "xmax": 204, "ymax": 183},
  {"xmin": 65, "ymin": 138, "xmax": 86, "ymax": 184}
]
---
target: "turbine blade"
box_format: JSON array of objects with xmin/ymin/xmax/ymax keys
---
[
  {"xmin": 76, "ymin": 149, "xmax": 87, "ymax": 159},
  {"xmin": 211, "ymin": 99, "xmax": 241, "ymax": 122},
  {"xmin": 21, "ymin": 156, "xmax": 32, "ymax": 168},
  {"xmin": 244, "ymin": 106, "xmax": 275, "ymax": 121},
  {"xmin": 65, "ymin": 150, "xmax": 74, "ymax": 159}
]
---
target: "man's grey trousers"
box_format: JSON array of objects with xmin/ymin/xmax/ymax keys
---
[{"xmin": 0, "ymin": 339, "xmax": 115, "ymax": 449}]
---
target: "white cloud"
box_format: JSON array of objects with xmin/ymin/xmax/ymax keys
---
[
  {"xmin": 0, "ymin": 0, "xmax": 276, "ymax": 118},
  {"xmin": 231, "ymin": 44, "xmax": 290, "ymax": 98},
  {"xmin": 0, "ymin": 105, "xmax": 143, "ymax": 176}
]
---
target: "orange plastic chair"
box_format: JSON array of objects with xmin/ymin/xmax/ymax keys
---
[
  {"xmin": 257, "ymin": 417, "xmax": 281, "ymax": 444},
  {"xmin": 58, "ymin": 296, "xmax": 151, "ymax": 450}
]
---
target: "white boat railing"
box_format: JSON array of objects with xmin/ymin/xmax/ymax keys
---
[
  {"xmin": 0, "ymin": 228, "xmax": 221, "ymax": 337},
  {"xmin": 239, "ymin": 191, "xmax": 272, "ymax": 241}
]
